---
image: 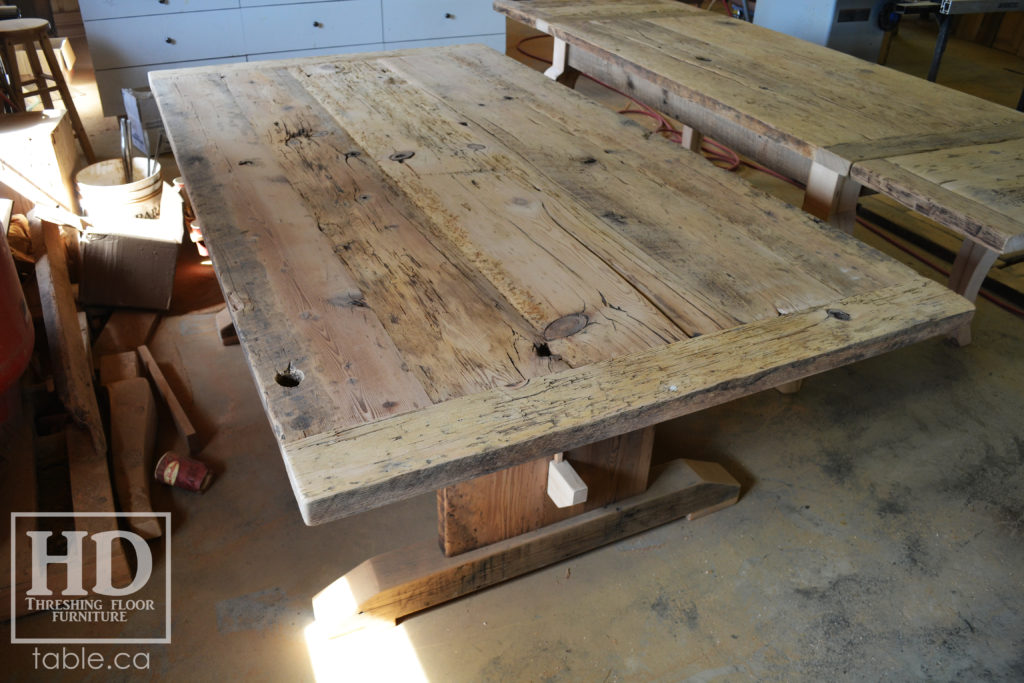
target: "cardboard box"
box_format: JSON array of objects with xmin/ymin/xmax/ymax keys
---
[
  {"xmin": 0, "ymin": 109, "xmax": 79, "ymax": 214},
  {"xmin": 122, "ymin": 88, "xmax": 171, "ymax": 157},
  {"xmin": 14, "ymin": 37, "xmax": 77, "ymax": 83},
  {"xmin": 78, "ymin": 183, "xmax": 184, "ymax": 311}
]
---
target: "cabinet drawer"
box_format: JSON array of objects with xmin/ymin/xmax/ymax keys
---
[
  {"xmin": 382, "ymin": 0, "xmax": 504, "ymax": 42},
  {"xmin": 95, "ymin": 57, "xmax": 242, "ymax": 117},
  {"xmin": 242, "ymin": 1, "xmax": 382, "ymax": 53},
  {"xmin": 247, "ymin": 42, "xmax": 383, "ymax": 61},
  {"xmin": 87, "ymin": 10, "xmax": 245, "ymax": 70},
  {"xmin": 239, "ymin": 0, "xmax": 323, "ymax": 5},
  {"xmin": 80, "ymin": 0, "xmax": 239, "ymax": 22},
  {"xmin": 385, "ymin": 33, "xmax": 504, "ymax": 53}
]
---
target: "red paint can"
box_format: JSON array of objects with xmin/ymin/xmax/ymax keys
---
[{"xmin": 155, "ymin": 451, "xmax": 212, "ymax": 492}]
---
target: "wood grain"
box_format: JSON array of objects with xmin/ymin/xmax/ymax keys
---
[
  {"xmin": 437, "ymin": 426, "xmax": 653, "ymax": 555},
  {"xmin": 494, "ymin": 0, "xmax": 1024, "ymax": 258},
  {"xmin": 288, "ymin": 280, "xmax": 971, "ymax": 524},
  {"xmin": 149, "ymin": 46, "xmax": 974, "ymax": 526}
]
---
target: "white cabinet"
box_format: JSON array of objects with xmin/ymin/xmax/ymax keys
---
[{"xmin": 80, "ymin": 0, "xmax": 505, "ymax": 116}]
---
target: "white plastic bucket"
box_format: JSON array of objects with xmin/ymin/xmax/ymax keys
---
[{"xmin": 76, "ymin": 157, "xmax": 162, "ymax": 223}]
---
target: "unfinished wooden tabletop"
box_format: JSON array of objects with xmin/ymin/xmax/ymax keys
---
[
  {"xmin": 494, "ymin": 0, "xmax": 1023, "ymax": 172},
  {"xmin": 150, "ymin": 45, "xmax": 972, "ymax": 525},
  {"xmin": 852, "ymin": 136, "xmax": 1024, "ymax": 254}
]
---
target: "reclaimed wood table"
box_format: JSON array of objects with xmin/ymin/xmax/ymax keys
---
[
  {"xmin": 494, "ymin": 0, "xmax": 1024, "ymax": 332},
  {"xmin": 150, "ymin": 44, "xmax": 972, "ymax": 631}
]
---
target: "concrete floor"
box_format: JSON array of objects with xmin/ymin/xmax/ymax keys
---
[{"xmin": 2, "ymin": 12, "xmax": 1023, "ymax": 682}]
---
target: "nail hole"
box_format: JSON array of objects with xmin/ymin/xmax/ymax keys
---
[
  {"xmin": 275, "ymin": 364, "xmax": 304, "ymax": 387},
  {"xmin": 826, "ymin": 309, "xmax": 851, "ymax": 321},
  {"xmin": 696, "ymin": 56, "xmax": 711, "ymax": 62},
  {"xmin": 534, "ymin": 342, "xmax": 552, "ymax": 357},
  {"xmin": 389, "ymin": 151, "xmax": 415, "ymax": 163}
]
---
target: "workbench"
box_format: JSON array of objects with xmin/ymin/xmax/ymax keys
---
[
  {"xmin": 150, "ymin": 44, "xmax": 971, "ymax": 630},
  {"xmin": 494, "ymin": 0, "xmax": 1024, "ymax": 342}
]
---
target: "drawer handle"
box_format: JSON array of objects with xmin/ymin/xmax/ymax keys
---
[
  {"xmin": 445, "ymin": 12, "xmax": 455, "ymax": 19},
  {"xmin": 158, "ymin": 0, "xmax": 169, "ymax": 4},
  {"xmin": 313, "ymin": 21, "xmax": 323, "ymax": 28},
  {"xmin": 165, "ymin": 37, "xmax": 176, "ymax": 45}
]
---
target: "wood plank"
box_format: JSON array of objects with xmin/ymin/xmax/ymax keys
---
[
  {"xmin": 248, "ymin": 63, "xmax": 686, "ymax": 367},
  {"xmin": 65, "ymin": 426, "xmax": 133, "ymax": 593},
  {"xmin": 107, "ymin": 377, "xmax": 162, "ymax": 539},
  {"xmin": 562, "ymin": 10, "xmax": 1016, "ymax": 150},
  {"xmin": 437, "ymin": 426, "xmax": 653, "ymax": 556},
  {"xmin": 823, "ymin": 123, "xmax": 1024, "ymax": 164},
  {"xmin": 851, "ymin": 154, "xmax": 1024, "ymax": 253},
  {"xmin": 35, "ymin": 220, "xmax": 106, "ymax": 458},
  {"xmin": 137, "ymin": 344, "xmax": 200, "ymax": 453},
  {"xmin": 210, "ymin": 68, "xmax": 583, "ymax": 391},
  {"xmin": 313, "ymin": 458, "xmax": 740, "ymax": 635},
  {"xmin": 300, "ymin": 52, "xmax": 913, "ymax": 329},
  {"xmin": 152, "ymin": 70, "xmax": 438, "ymax": 444},
  {"xmin": 286, "ymin": 279, "xmax": 972, "ymax": 524}
]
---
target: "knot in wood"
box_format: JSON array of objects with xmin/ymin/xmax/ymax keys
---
[
  {"xmin": 389, "ymin": 151, "xmax": 415, "ymax": 163},
  {"xmin": 543, "ymin": 313, "xmax": 589, "ymax": 341}
]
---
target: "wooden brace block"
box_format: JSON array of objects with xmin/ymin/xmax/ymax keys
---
[
  {"xmin": 137, "ymin": 344, "xmax": 200, "ymax": 453},
  {"xmin": 681, "ymin": 125, "xmax": 703, "ymax": 154},
  {"xmin": 544, "ymin": 37, "xmax": 569, "ymax": 81},
  {"xmin": 547, "ymin": 458, "xmax": 588, "ymax": 508},
  {"xmin": 216, "ymin": 307, "xmax": 239, "ymax": 346},
  {"xmin": 774, "ymin": 379, "xmax": 803, "ymax": 395},
  {"xmin": 99, "ymin": 351, "xmax": 142, "ymax": 387},
  {"xmin": 92, "ymin": 311, "xmax": 159, "ymax": 360},
  {"xmin": 107, "ymin": 377, "xmax": 162, "ymax": 539},
  {"xmin": 313, "ymin": 458, "xmax": 740, "ymax": 636}
]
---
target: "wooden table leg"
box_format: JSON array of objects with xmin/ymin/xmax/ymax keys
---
[
  {"xmin": 312, "ymin": 458, "xmax": 740, "ymax": 636},
  {"xmin": 948, "ymin": 238, "xmax": 999, "ymax": 346},
  {"xmin": 803, "ymin": 163, "xmax": 860, "ymax": 234}
]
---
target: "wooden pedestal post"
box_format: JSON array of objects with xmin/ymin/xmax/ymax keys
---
[
  {"xmin": 312, "ymin": 424, "xmax": 741, "ymax": 637},
  {"xmin": 437, "ymin": 427, "xmax": 655, "ymax": 556}
]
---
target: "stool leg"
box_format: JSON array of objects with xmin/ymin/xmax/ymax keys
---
[
  {"xmin": 24, "ymin": 41, "xmax": 54, "ymax": 109},
  {"xmin": 39, "ymin": 35, "xmax": 95, "ymax": 163},
  {"xmin": 1, "ymin": 39, "xmax": 25, "ymax": 111}
]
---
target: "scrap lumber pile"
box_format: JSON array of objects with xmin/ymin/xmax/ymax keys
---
[{"xmin": 1, "ymin": 210, "xmax": 211, "ymax": 617}]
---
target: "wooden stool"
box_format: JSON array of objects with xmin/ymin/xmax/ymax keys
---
[{"xmin": 0, "ymin": 18, "xmax": 95, "ymax": 163}]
